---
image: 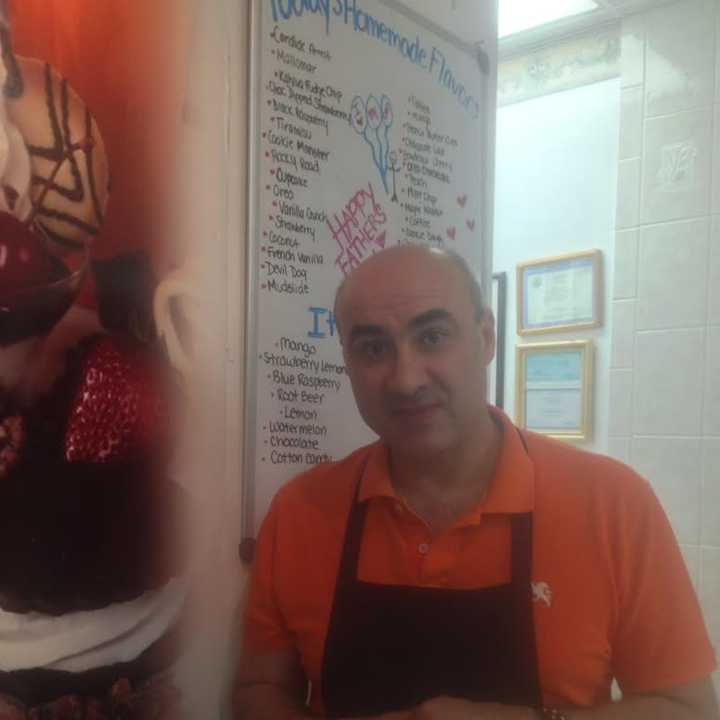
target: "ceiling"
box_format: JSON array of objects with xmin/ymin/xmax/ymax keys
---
[{"xmin": 395, "ymin": 0, "xmax": 678, "ymax": 55}]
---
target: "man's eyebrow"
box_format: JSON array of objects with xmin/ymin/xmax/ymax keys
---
[
  {"xmin": 348, "ymin": 309, "xmax": 456, "ymax": 342},
  {"xmin": 408, "ymin": 308, "xmax": 455, "ymax": 329},
  {"xmin": 348, "ymin": 324, "xmax": 385, "ymax": 342}
]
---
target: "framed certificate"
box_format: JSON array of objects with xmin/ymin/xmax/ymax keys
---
[
  {"xmin": 517, "ymin": 250, "xmax": 602, "ymax": 335},
  {"xmin": 515, "ymin": 340, "xmax": 593, "ymax": 441},
  {"xmin": 488, "ymin": 272, "xmax": 507, "ymax": 409}
]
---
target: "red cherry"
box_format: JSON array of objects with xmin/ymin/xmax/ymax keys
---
[{"xmin": 0, "ymin": 213, "xmax": 51, "ymax": 299}]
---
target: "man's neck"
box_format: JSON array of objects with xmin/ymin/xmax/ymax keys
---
[{"xmin": 388, "ymin": 410, "xmax": 502, "ymax": 533}]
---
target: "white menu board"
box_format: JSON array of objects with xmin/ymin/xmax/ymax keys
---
[{"xmin": 243, "ymin": 0, "xmax": 493, "ymax": 537}]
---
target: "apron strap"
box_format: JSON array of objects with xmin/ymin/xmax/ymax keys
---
[
  {"xmin": 511, "ymin": 427, "xmax": 542, "ymax": 707},
  {"xmin": 335, "ymin": 472, "xmax": 367, "ymax": 588},
  {"xmin": 511, "ymin": 513, "xmax": 542, "ymax": 707}
]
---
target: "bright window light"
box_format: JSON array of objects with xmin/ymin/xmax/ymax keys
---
[{"xmin": 499, "ymin": 0, "xmax": 599, "ymax": 38}]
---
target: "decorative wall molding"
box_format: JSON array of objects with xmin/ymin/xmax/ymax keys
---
[{"xmin": 498, "ymin": 26, "xmax": 620, "ymax": 106}]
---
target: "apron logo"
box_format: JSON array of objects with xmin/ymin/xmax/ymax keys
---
[{"xmin": 531, "ymin": 581, "xmax": 552, "ymax": 608}]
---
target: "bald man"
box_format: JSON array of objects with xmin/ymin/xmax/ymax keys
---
[{"xmin": 235, "ymin": 245, "xmax": 718, "ymax": 720}]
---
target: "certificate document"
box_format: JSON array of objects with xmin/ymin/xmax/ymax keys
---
[
  {"xmin": 523, "ymin": 350, "xmax": 582, "ymax": 431},
  {"xmin": 522, "ymin": 255, "xmax": 596, "ymax": 330}
]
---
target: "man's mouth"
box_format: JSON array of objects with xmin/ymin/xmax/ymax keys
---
[{"xmin": 392, "ymin": 403, "xmax": 441, "ymax": 419}]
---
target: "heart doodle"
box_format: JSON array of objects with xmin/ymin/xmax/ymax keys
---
[
  {"xmin": 466, "ymin": 219, "xmax": 476, "ymax": 231},
  {"xmin": 446, "ymin": 227, "xmax": 456, "ymax": 240},
  {"xmin": 457, "ymin": 194, "xmax": 467, "ymax": 208}
]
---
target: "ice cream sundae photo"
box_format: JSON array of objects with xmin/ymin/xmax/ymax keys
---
[{"xmin": 0, "ymin": 2, "xmax": 192, "ymax": 718}]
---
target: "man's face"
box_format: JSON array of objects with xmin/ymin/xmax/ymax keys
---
[{"xmin": 337, "ymin": 248, "xmax": 495, "ymax": 458}]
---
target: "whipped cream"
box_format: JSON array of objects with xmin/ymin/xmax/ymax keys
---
[
  {"xmin": 0, "ymin": 578, "xmax": 188, "ymax": 673},
  {"xmin": 0, "ymin": 29, "xmax": 32, "ymax": 221}
]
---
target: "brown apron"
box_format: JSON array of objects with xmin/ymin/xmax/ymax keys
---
[{"xmin": 321, "ymin": 432, "xmax": 541, "ymax": 717}]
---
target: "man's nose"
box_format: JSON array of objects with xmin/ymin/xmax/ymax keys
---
[{"xmin": 385, "ymin": 344, "xmax": 427, "ymax": 396}]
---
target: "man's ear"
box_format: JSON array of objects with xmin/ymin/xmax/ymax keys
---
[{"xmin": 478, "ymin": 307, "xmax": 496, "ymax": 368}]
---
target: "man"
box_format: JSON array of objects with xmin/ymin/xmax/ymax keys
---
[{"xmin": 236, "ymin": 245, "xmax": 718, "ymax": 719}]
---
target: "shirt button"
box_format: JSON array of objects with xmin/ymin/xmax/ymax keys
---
[
  {"xmin": 418, "ymin": 542, "xmax": 430, "ymax": 555},
  {"xmin": 394, "ymin": 502, "xmax": 403, "ymax": 515}
]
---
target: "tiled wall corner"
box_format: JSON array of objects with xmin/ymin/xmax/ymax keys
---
[
  {"xmin": 609, "ymin": 369, "xmax": 634, "ymax": 435},
  {"xmin": 710, "ymin": 218, "xmax": 720, "ymax": 323},
  {"xmin": 700, "ymin": 547, "xmax": 720, "ymax": 657},
  {"xmin": 610, "ymin": 0, "xmax": 720, "ymax": 653},
  {"xmin": 704, "ymin": 326, "xmax": 720, "ymax": 435},
  {"xmin": 681, "ymin": 543, "xmax": 701, "ymax": 591},
  {"xmin": 702, "ymin": 439, "xmax": 720, "ymax": 547},
  {"xmin": 617, "ymin": 158, "xmax": 642, "ymax": 229},
  {"xmin": 610, "ymin": 300, "xmax": 635, "ymax": 368},
  {"xmin": 613, "ymin": 229, "xmax": 639, "ymax": 300},
  {"xmin": 619, "ymin": 86, "xmax": 643, "ymax": 161}
]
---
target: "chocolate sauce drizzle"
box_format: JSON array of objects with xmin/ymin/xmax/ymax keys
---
[{"xmin": 25, "ymin": 63, "xmax": 105, "ymax": 249}]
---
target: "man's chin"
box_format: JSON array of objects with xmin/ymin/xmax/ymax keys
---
[{"xmin": 385, "ymin": 428, "xmax": 456, "ymax": 459}]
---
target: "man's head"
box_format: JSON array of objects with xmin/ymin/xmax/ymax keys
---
[{"xmin": 335, "ymin": 244, "xmax": 495, "ymax": 459}]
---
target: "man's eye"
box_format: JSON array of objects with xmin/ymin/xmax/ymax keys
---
[
  {"xmin": 418, "ymin": 328, "xmax": 449, "ymax": 347},
  {"xmin": 356, "ymin": 339, "xmax": 387, "ymax": 359}
]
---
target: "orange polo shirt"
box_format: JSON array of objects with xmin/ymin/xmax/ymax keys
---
[{"xmin": 244, "ymin": 408, "xmax": 716, "ymax": 714}]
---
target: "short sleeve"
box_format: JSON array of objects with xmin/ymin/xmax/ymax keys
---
[
  {"xmin": 242, "ymin": 496, "xmax": 295, "ymax": 655},
  {"xmin": 612, "ymin": 477, "xmax": 716, "ymax": 693}
]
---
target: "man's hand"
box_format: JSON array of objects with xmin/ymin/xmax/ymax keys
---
[{"xmin": 410, "ymin": 697, "xmax": 535, "ymax": 719}]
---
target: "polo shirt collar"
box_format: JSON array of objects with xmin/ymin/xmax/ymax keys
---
[{"xmin": 358, "ymin": 406, "xmax": 535, "ymax": 520}]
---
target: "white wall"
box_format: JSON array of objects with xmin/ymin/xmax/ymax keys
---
[
  {"xmin": 169, "ymin": 1, "xmax": 249, "ymax": 717},
  {"xmin": 493, "ymin": 77, "xmax": 621, "ymax": 453}
]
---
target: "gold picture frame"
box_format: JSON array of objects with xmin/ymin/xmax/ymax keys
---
[
  {"xmin": 515, "ymin": 340, "xmax": 593, "ymax": 441},
  {"xmin": 516, "ymin": 250, "xmax": 602, "ymax": 336}
]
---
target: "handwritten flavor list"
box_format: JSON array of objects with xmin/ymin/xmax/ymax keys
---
[
  {"xmin": 260, "ymin": 24, "xmax": 341, "ymax": 467},
  {"xmin": 254, "ymin": 0, "xmax": 484, "ymax": 502}
]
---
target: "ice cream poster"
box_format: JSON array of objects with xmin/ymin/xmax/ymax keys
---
[{"xmin": 0, "ymin": 2, "xmax": 197, "ymax": 718}]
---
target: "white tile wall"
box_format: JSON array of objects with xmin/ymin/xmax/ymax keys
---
[
  {"xmin": 620, "ymin": 86, "xmax": 643, "ymax": 161},
  {"xmin": 700, "ymin": 547, "xmax": 720, "ymax": 649},
  {"xmin": 633, "ymin": 329, "xmax": 705, "ymax": 436},
  {"xmin": 716, "ymin": 6, "xmax": 720, "ymax": 100},
  {"xmin": 617, "ymin": 158, "xmax": 642, "ymax": 229},
  {"xmin": 681, "ymin": 543, "xmax": 701, "ymax": 591},
  {"xmin": 611, "ymin": 0, "xmax": 720, "ymax": 680},
  {"xmin": 606, "ymin": 436, "xmax": 631, "ymax": 464},
  {"xmin": 710, "ymin": 218, "xmax": 720, "ymax": 324},
  {"xmin": 632, "ymin": 437, "xmax": 702, "ymax": 545},
  {"xmin": 704, "ymin": 325, "xmax": 720, "ymax": 435},
  {"xmin": 636, "ymin": 218, "xmax": 709, "ymax": 330},
  {"xmin": 613, "ymin": 229, "xmax": 639, "ymax": 299},
  {"xmin": 644, "ymin": 0, "xmax": 716, "ymax": 118},
  {"xmin": 642, "ymin": 108, "xmax": 713, "ymax": 224},
  {"xmin": 609, "ymin": 369, "xmax": 634, "ymax": 435},
  {"xmin": 702, "ymin": 439, "xmax": 720, "ymax": 546},
  {"xmin": 713, "ymin": 105, "xmax": 720, "ymax": 215},
  {"xmin": 621, "ymin": 14, "xmax": 645, "ymax": 89},
  {"xmin": 611, "ymin": 300, "xmax": 635, "ymax": 368}
]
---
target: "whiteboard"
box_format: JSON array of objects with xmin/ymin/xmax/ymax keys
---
[{"xmin": 243, "ymin": 0, "xmax": 494, "ymax": 539}]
